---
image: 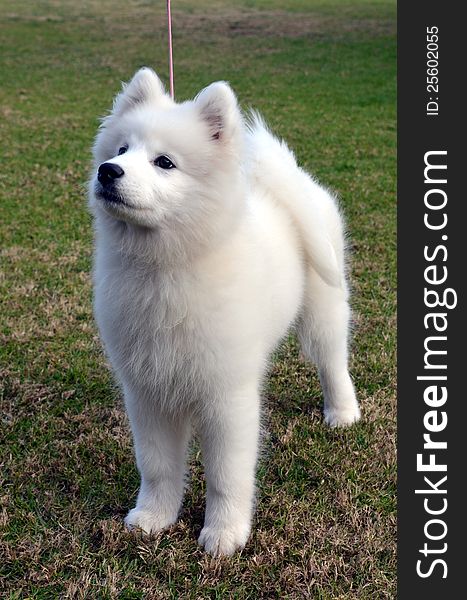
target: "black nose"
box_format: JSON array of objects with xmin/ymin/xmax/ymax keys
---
[{"xmin": 98, "ymin": 162, "xmax": 124, "ymax": 186}]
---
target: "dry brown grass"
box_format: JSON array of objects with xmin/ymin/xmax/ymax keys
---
[{"xmin": 1, "ymin": 336, "xmax": 396, "ymax": 598}]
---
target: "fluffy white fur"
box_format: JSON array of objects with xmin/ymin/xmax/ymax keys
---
[{"xmin": 89, "ymin": 68, "xmax": 360, "ymax": 557}]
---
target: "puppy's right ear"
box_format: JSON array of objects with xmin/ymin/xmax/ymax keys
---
[
  {"xmin": 112, "ymin": 68, "xmax": 168, "ymax": 115},
  {"xmin": 195, "ymin": 81, "xmax": 241, "ymax": 144}
]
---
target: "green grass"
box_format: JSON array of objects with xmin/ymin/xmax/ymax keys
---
[{"xmin": 0, "ymin": 1, "xmax": 396, "ymax": 597}]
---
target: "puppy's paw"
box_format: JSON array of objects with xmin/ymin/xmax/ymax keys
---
[
  {"xmin": 124, "ymin": 507, "xmax": 176, "ymax": 535},
  {"xmin": 324, "ymin": 403, "xmax": 361, "ymax": 428},
  {"xmin": 198, "ymin": 522, "xmax": 250, "ymax": 557}
]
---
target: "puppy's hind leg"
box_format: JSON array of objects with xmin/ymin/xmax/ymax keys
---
[{"xmin": 297, "ymin": 268, "xmax": 360, "ymax": 427}]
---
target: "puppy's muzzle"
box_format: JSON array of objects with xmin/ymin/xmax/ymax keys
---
[{"xmin": 98, "ymin": 162, "xmax": 124, "ymax": 187}]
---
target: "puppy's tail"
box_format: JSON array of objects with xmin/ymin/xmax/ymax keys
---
[{"xmin": 246, "ymin": 112, "xmax": 343, "ymax": 288}]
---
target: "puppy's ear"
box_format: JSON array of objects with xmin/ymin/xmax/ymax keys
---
[
  {"xmin": 195, "ymin": 82, "xmax": 242, "ymax": 144},
  {"xmin": 112, "ymin": 68, "xmax": 168, "ymax": 115}
]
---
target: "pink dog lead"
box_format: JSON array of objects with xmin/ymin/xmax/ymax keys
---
[{"xmin": 167, "ymin": 0, "xmax": 174, "ymax": 99}]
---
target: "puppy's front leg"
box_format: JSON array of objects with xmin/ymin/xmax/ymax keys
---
[
  {"xmin": 198, "ymin": 384, "xmax": 260, "ymax": 556},
  {"xmin": 124, "ymin": 390, "xmax": 191, "ymax": 535}
]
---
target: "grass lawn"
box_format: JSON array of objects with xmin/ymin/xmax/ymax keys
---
[{"xmin": 0, "ymin": 1, "xmax": 396, "ymax": 597}]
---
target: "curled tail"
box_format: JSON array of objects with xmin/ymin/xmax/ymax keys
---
[{"xmin": 246, "ymin": 112, "xmax": 343, "ymax": 288}]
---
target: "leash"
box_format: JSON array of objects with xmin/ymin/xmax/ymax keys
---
[{"xmin": 167, "ymin": 0, "xmax": 174, "ymax": 99}]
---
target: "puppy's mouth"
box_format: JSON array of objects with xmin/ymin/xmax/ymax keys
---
[{"xmin": 95, "ymin": 183, "xmax": 134, "ymax": 209}]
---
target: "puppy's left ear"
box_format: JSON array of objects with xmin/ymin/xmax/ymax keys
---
[
  {"xmin": 195, "ymin": 82, "xmax": 243, "ymax": 145},
  {"xmin": 112, "ymin": 67, "xmax": 169, "ymax": 115}
]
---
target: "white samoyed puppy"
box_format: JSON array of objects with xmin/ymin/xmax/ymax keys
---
[{"xmin": 89, "ymin": 67, "xmax": 360, "ymax": 557}]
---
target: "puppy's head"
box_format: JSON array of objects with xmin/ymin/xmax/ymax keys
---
[{"xmin": 89, "ymin": 68, "xmax": 245, "ymax": 241}]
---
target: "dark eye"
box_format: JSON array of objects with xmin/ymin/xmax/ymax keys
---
[
  {"xmin": 154, "ymin": 155, "xmax": 175, "ymax": 170},
  {"xmin": 118, "ymin": 146, "xmax": 127, "ymax": 156}
]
